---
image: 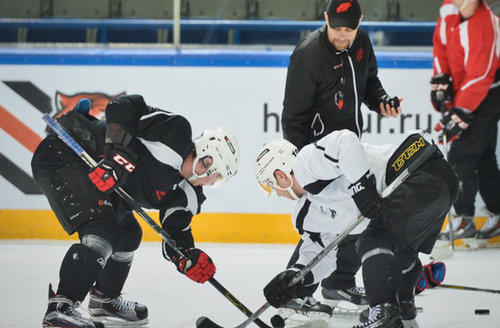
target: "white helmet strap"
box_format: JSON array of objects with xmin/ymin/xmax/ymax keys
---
[{"xmin": 272, "ymin": 171, "xmax": 299, "ymax": 200}]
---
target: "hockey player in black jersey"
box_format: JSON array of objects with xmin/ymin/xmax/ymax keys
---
[
  {"xmin": 32, "ymin": 95, "xmax": 240, "ymax": 328},
  {"xmin": 255, "ymin": 130, "xmax": 458, "ymax": 328}
]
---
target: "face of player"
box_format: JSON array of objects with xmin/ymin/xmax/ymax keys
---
[
  {"xmin": 190, "ymin": 156, "xmax": 223, "ymax": 186},
  {"xmin": 324, "ymin": 14, "xmax": 362, "ymax": 51}
]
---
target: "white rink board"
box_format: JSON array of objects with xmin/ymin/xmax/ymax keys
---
[{"xmin": 0, "ymin": 64, "xmax": 496, "ymax": 215}]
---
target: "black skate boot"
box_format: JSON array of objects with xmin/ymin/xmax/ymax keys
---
[
  {"xmin": 438, "ymin": 215, "xmax": 478, "ymax": 249},
  {"xmin": 360, "ymin": 299, "xmax": 418, "ymax": 328},
  {"xmin": 88, "ymin": 286, "xmax": 149, "ymax": 326},
  {"xmin": 42, "ymin": 284, "xmax": 104, "ymax": 328},
  {"xmin": 353, "ymin": 302, "xmax": 403, "ymax": 328},
  {"xmin": 322, "ymin": 286, "xmax": 368, "ymax": 314}
]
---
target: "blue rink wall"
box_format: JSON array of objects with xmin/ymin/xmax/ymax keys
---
[{"xmin": 0, "ymin": 49, "xmax": 493, "ymax": 242}]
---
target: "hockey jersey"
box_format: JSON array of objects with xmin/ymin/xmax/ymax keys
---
[
  {"xmin": 433, "ymin": 0, "xmax": 500, "ymax": 112},
  {"xmin": 291, "ymin": 129, "xmax": 397, "ymax": 284},
  {"xmin": 99, "ymin": 95, "xmax": 205, "ymax": 256}
]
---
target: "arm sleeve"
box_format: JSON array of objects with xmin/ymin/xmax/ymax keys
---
[
  {"xmin": 319, "ymin": 130, "xmax": 371, "ymax": 183},
  {"xmin": 295, "ymin": 232, "xmax": 340, "ymax": 285},
  {"xmin": 160, "ymin": 209, "xmax": 195, "ymax": 260},
  {"xmin": 454, "ymin": 14, "xmax": 499, "ymax": 111},
  {"xmin": 282, "ymin": 51, "xmax": 318, "ymax": 150},
  {"xmin": 104, "ymin": 94, "xmax": 148, "ymax": 136},
  {"xmin": 432, "ymin": 7, "xmax": 451, "ymax": 76},
  {"xmin": 362, "ymin": 40, "xmax": 387, "ymax": 113}
]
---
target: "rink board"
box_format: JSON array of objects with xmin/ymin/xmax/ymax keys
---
[{"xmin": 0, "ymin": 48, "xmax": 497, "ymax": 242}]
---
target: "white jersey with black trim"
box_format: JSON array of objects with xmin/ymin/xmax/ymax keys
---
[{"xmin": 291, "ymin": 129, "xmax": 397, "ymax": 283}]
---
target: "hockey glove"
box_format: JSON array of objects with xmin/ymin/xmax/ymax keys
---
[
  {"xmin": 434, "ymin": 107, "xmax": 473, "ymax": 144},
  {"xmin": 430, "ymin": 73, "xmax": 453, "ymax": 112},
  {"xmin": 264, "ymin": 266, "xmax": 312, "ymax": 308},
  {"xmin": 415, "ymin": 261, "xmax": 446, "ymax": 295},
  {"xmin": 173, "ymin": 248, "xmax": 216, "ymax": 284},
  {"xmin": 349, "ymin": 172, "xmax": 387, "ymax": 221},
  {"xmin": 88, "ymin": 144, "xmax": 137, "ymax": 193}
]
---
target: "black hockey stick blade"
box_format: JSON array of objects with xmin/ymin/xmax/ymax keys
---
[{"xmin": 197, "ymin": 316, "xmax": 225, "ymax": 328}]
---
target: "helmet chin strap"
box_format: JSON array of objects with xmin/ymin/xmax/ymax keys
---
[{"xmin": 274, "ymin": 172, "xmax": 300, "ymax": 200}]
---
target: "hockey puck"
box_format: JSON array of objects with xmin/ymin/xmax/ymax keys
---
[
  {"xmin": 270, "ymin": 314, "xmax": 286, "ymax": 328},
  {"xmin": 475, "ymin": 309, "xmax": 490, "ymax": 315}
]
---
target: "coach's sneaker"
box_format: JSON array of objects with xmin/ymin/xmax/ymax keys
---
[
  {"xmin": 89, "ymin": 286, "xmax": 148, "ymax": 326},
  {"xmin": 43, "ymin": 284, "xmax": 104, "ymax": 328},
  {"xmin": 322, "ymin": 286, "xmax": 368, "ymax": 308},
  {"xmin": 353, "ymin": 302, "xmax": 403, "ymax": 328},
  {"xmin": 477, "ymin": 211, "xmax": 500, "ymax": 246}
]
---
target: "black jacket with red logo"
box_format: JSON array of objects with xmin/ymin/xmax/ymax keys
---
[{"xmin": 282, "ymin": 25, "xmax": 388, "ymax": 150}]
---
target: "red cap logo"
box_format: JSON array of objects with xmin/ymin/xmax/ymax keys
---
[{"xmin": 337, "ymin": 2, "xmax": 352, "ymax": 13}]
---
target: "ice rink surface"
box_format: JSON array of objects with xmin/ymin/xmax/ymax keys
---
[{"xmin": 1, "ymin": 240, "xmax": 499, "ymax": 328}]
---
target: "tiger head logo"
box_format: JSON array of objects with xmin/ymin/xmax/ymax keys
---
[{"xmin": 55, "ymin": 91, "xmax": 126, "ymax": 119}]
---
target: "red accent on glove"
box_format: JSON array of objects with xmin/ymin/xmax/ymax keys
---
[
  {"xmin": 88, "ymin": 166, "xmax": 117, "ymax": 192},
  {"xmin": 176, "ymin": 249, "xmax": 216, "ymax": 284}
]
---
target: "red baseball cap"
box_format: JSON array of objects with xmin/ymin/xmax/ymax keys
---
[{"xmin": 325, "ymin": 0, "xmax": 362, "ymax": 29}]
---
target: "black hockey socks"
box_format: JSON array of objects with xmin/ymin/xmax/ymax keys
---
[
  {"xmin": 362, "ymin": 252, "xmax": 401, "ymax": 307},
  {"xmin": 95, "ymin": 257, "xmax": 132, "ymax": 298},
  {"xmin": 58, "ymin": 243, "xmax": 105, "ymax": 302}
]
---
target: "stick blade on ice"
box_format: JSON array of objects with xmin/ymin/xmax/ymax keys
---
[{"xmin": 196, "ymin": 317, "xmax": 224, "ymax": 328}]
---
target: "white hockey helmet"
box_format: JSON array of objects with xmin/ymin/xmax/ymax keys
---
[
  {"xmin": 192, "ymin": 127, "xmax": 240, "ymax": 185},
  {"xmin": 254, "ymin": 138, "xmax": 298, "ymax": 196}
]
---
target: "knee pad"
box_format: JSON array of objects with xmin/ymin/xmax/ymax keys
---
[
  {"xmin": 82, "ymin": 234, "xmax": 113, "ymax": 261},
  {"xmin": 111, "ymin": 251, "xmax": 135, "ymax": 263},
  {"xmin": 361, "ymin": 247, "xmax": 394, "ymax": 263},
  {"xmin": 117, "ymin": 215, "xmax": 142, "ymax": 252}
]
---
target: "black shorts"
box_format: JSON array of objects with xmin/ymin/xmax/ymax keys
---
[
  {"xmin": 366, "ymin": 156, "xmax": 459, "ymax": 254},
  {"xmin": 32, "ymin": 137, "xmax": 115, "ymax": 235}
]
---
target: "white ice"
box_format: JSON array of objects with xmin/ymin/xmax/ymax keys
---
[{"xmin": 0, "ymin": 240, "xmax": 499, "ymax": 328}]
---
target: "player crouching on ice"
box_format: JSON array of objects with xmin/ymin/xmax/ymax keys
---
[
  {"xmin": 255, "ymin": 130, "xmax": 458, "ymax": 328},
  {"xmin": 32, "ymin": 95, "xmax": 240, "ymax": 328}
]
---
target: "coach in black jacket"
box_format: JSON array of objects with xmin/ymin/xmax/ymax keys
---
[
  {"xmin": 282, "ymin": 0, "xmax": 402, "ymax": 150},
  {"xmin": 280, "ymin": 0, "xmax": 403, "ymax": 314}
]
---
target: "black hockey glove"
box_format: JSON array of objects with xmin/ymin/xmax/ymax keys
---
[
  {"xmin": 88, "ymin": 144, "xmax": 137, "ymax": 193},
  {"xmin": 264, "ymin": 266, "xmax": 312, "ymax": 308},
  {"xmin": 434, "ymin": 107, "xmax": 473, "ymax": 144},
  {"xmin": 430, "ymin": 73, "xmax": 453, "ymax": 112},
  {"xmin": 172, "ymin": 248, "xmax": 216, "ymax": 284},
  {"xmin": 349, "ymin": 172, "xmax": 387, "ymax": 221}
]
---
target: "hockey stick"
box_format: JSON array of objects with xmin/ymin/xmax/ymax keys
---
[
  {"xmin": 430, "ymin": 92, "xmax": 455, "ymax": 260},
  {"xmin": 437, "ymin": 91, "xmax": 455, "ymax": 250},
  {"xmin": 438, "ymin": 283, "xmax": 500, "ymax": 294},
  {"xmin": 198, "ymin": 141, "xmax": 439, "ymax": 328},
  {"xmin": 42, "ymin": 113, "xmax": 272, "ymax": 328}
]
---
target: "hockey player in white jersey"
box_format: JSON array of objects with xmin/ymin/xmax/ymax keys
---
[{"xmin": 255, "ymin": 130, "xmax": 458, "ymax": 327}]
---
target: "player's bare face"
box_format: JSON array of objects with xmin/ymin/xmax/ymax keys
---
[{"xmin": 328, "ymin": 26, "xmax": 357, "ymax": 51}]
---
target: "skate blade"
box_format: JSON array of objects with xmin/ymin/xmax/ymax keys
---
[
  {"xmin": 323, "ymin": 300, "xmax": 366, "ymax": 315},
  {"xmin": 478, "ymin": 236, "xmax": 500, "ymax": 248},
  {"xmin": 284, "ymin": 315, "xmax": 329, "ymax": 328},
  {"xmin": 91, "ymin": 316, "xmax": 149, "ymax": 327}
]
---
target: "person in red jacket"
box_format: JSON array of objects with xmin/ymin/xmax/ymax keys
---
[{"xmin": 431, "ymin": 0, "xmax": 500, "ymax": 246}]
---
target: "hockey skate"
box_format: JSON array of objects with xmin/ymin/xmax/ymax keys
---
[
  {"xmin": 477, "ymin": 211, "xmax": 500, "ymax": 248},
  {"xmin": 353, "ymin": 302, "xmax": 403, "ymax": 328},
  {"xmin": 437, "ymin": 215, "xmax": 478, "ymax": 249},
  {"xmin": 43, "ymin": 284, "xmax": 104, "ymax": 328},
  {"xmin": 359, "ymin": 299, "xmax": 419, "ymax": 328},
  {"xmin": 88, "ymin": 286, "xmax": 149, "ymax": 326},
  {"xmin": 276, "ymin": 296, "xmax": 333, "ymax": 326},
  {"xmin": 321, "ymin": 286, "xmax": 368, "ymax": 315}
]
